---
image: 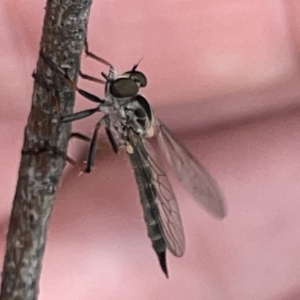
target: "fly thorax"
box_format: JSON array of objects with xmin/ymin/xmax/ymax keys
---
[{"xmin": 107, "ymin": 105, "xmax": 126, "ymax": 134}]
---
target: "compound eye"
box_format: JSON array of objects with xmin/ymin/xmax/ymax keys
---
[
  {"xmin": 110, "ymin": 78, "xmax": 139, "ymax": 97},
  {"xmin": 123, "ymin": 70, "xmax": 147, "ymax": 87}
]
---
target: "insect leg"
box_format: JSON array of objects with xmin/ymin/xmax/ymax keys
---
[
  {"xmin": 105, "ymin": 127, "xmax": 119, "ymax": 153},
  {"xmin": 69, "ymin": 121, "xmax": 119, "ymax": 154},
  {"xmin": 56, "ymin": 132, "xmax": 94, "ymax": 172},
  {"xmin": 70, "ymin": 132, "xmax": 91, "ymax": 143},
  {"xmin": 56, "ymin": 120, "xmax": 105, "ymax": 173},
  {"xmin": 40, "ymin": 51, "xmax": 104, "ymax": 104},
  {"xmin": 47, "ymin": 150, "xmax": 85, "ymax": 172},
  {"xmin": 64, "ymin": 132, "xmax": 92, "ymax": 172},
  {"xmin": 21, "ymin": 144, "xmax": 86, "ymax": 173},
  {"xmin": 84, "ymin": 38, "xmax": 112, "ymax": 67},
  {"xmin": 84, "ymin": 116, "xmax": 109, "ymax": 173},
  {"xmin": 56, "ymin": 132, "xmax": 93, "ymax": 173},
  {"xmin": 68, "ymin": 121, "xmax": 118, "ymax": 172},
  {"xmin": 50, "ymin": 131, "xmax": 94, "ymax": 173},
  {"xmin": 78, "ymin": 70, "xmax": 106, "ymax": 85},
  {"xmin": 76, "ymin": 89, "xmax": 104, "ymax": 104},
  {"xmin": 61, "ymin": 107, "xmax": 100, "ymax": 123},
  {"xmin": 79, "ymin": 39, "xmax": 111, "ymax": 84}
]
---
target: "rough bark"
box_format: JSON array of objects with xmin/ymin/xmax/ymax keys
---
[{"xmin": 0, "ymin": 0, "xmax": 93, "ymax": 299}]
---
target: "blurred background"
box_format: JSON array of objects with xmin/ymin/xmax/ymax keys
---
[{"xmin": 1, "ymin": 0, "xmax": 300, "ymax": 299}]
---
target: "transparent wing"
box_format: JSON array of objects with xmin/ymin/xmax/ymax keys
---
[
  {"xmin": 128, "ymin": 130, "xmax": 185, "ymax": 257},
  {"xmin": 153, "ymin": 118, "xmax": 226, "ymax": 219}
]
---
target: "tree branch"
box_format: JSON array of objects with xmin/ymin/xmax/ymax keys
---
[{"xmin": 0, "ymin": 0, "xmax": 93, "ymax": 299}]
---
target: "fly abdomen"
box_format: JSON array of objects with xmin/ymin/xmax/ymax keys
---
[
  {"xmin": 127, "ymin": 134, "xmax": 168, "ymax": 277},
  {"xmin": 141, "ymin": 199, "xmax": 168, "ymax": 277},
  {"xmin": 142, "ymin": 201, "xmax": 165, "ymax": 248}
]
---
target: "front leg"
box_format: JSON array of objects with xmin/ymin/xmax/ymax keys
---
[
  {"xmin": 84, "ymin": 38, "xmax": 112, "ymax": 67},
  {"xmin": 79, "ymin": 70, "xmax": 106, "ymax": 85},
  {"xmin": 40, "ymin": 51, "xmax": 105, "ymax": 104}
]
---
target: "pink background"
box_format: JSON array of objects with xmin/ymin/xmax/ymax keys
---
[{"xmin": 2, "ymin": 0, "xmax": 300, "ymax": 299}]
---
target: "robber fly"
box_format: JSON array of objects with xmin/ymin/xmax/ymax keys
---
[{"xmin": 41, "ymin": 46, "xmax": 226, "ymax": 277}]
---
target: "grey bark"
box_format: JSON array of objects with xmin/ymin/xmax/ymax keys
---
[{"xmin": 0, "ymin": 0, "xmax": 93, "ymax": 299}]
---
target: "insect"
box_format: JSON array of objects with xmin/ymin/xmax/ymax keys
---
[{"xmin": 41, "ymin": 44, "xmax": 226, "ymax": 277}]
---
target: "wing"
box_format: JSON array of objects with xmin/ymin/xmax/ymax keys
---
[
  {"xmin": 153, "ymin": 118, "xmax": 226, "ymax": 219},
  {"xmin": 127, "ymin": 129, "xmax": 185, "ymax": 259}
]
